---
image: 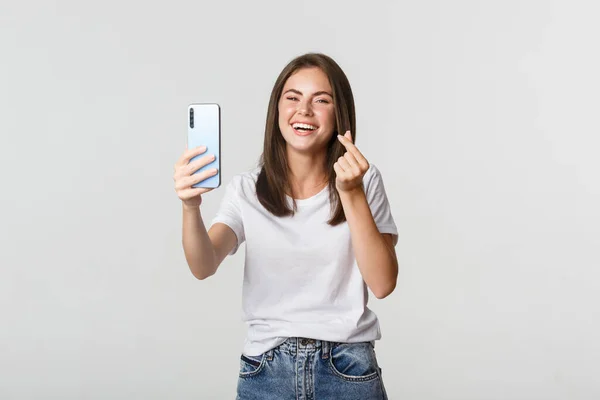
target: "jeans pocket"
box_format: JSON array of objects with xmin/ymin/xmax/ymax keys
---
[
  {"xmin": 239, "ymin": 353, "xmax": 266, "ymax": 378},
  {"xmin": 328, "ymin": 342, "xmax": 380, "ymax": 382}
]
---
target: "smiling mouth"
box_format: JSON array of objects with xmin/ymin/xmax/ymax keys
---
[{"xmin": 292, "ymin": 122, "xmax": 319, "ymax": 135}]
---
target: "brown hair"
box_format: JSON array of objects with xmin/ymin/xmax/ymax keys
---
[{"xmin": 256, "ymin": 53, "xmax": 356, "ymax": 225}]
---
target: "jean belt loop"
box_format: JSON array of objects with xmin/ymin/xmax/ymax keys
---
[{"xmin": 321, "ymin": 340, "xmax": 330, "ymax": 359}]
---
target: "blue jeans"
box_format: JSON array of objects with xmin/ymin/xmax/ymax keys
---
[{"xmin": 236, "ymin": 337, "xmax": 388, "ymax": 400}]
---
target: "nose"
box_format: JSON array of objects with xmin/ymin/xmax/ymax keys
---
[{"xmin": 296, "ymin": 99, "xmax": 313, "ymax": 116}]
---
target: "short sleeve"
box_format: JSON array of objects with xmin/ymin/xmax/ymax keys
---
[
  {"xmin": 210, "ymin": 176, "xmax": 246, "ymax": 255},
  {"xmin": 364, "ymin": 164, "xmax": 399, "ymax": 246}
]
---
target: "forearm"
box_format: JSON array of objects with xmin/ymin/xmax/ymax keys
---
[
  {"xmin": 339, "ymin": 188, "xmax": 398, "ymax": 298},
  {"xmin": 182, "ymin": 204, "xmax": 217, "ymax": 279}
]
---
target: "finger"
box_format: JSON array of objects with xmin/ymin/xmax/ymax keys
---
[
  {"xmin": 337, "ymin": 134, "xmax": 368, "ymax": 168},
  {"xmin": 176, "ymin": 168, "xmax": 218, "ymax": 190},
  {"xmin": 174, "ymin": 154, "xmax": 216, "ymax": 179},
  {"xmin": 343, "ymin": 151, "xmax": 361, "ymax": 172},
  {"xmin": 344, "ymin": 130, "xmax": 353, "ymax": 143},
  {"xmin": 186, "ymin": 154, "xmax": 217, "ymax": 175},
  {"xmin": 175, "ymin": 175, "xmax": 198, "ymax": 191},
  {"xmin": 175, "ymin": 148, "xmax": 204, "ymax": 173},
  {"xmin": 338, "ymin": 132, "xmax": 360, "ymax": 153},
  {"xmin": 175, "ymin": 146, "xmax": 207, "ymax": 169},
  {"xmin": 333, "ymin": 162, "xmax": 345, "ymax": 177},
  {"xmin": 337, "ymin": 156, "xmax": 352, "ymax": 172}
]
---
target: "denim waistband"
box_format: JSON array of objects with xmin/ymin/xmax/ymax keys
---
[{"xmin": 266, "ymin": 337, "xmax": 334, "ymax": 360}]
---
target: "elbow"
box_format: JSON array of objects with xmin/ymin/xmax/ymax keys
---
[
  {"xmin": 189, "ymin": 265, "xmax": 216, "ymax": 280},
  {"xmin": 373, "ymin": 281, "xmax": 396, "ymax": 299},
  {"xmin": 192, "ymin": 263, "xmax": 218, "ymax": 280},
  {"xmin": 194, "ymin": 273, "xmax": 211, "ymax": 280},
  {"xmin": 373, "ymin": 287, "xmax": 394, "ymax": 300},
  {"xmin": 193, "ymin": 271, "xmax": 214, "ymax": 280},
  {"xmin": 186, "ymin": 253, "xmax": 218, "ymax": 281},
  {"xmin": 372, "ymin": 271, "xmax": 398, "ymax": 299}
]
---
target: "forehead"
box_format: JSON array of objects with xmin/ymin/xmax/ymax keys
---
[{"xmin": 283, "ymin": 67, "xmax": 332, "ymax": 93}]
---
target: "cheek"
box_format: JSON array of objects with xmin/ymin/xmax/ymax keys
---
[
  {"xmin": 278, "ymin": 103, "xmax": 294, "ymax": 119},
  {"xmin": 278, "ymin": 106, "xmax": 292, "ymax": 131},
  {"xmin": 317, "ymin": 107, "xmax": 335, "ymax": 126},
  {"xmin": 277, "ymin": 103, "xmax": 285, "ymax": 120}
]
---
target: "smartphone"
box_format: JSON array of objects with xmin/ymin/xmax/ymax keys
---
[{"xmin": 187, "ymin": 103, "xmax": 221, "ymax": 189}]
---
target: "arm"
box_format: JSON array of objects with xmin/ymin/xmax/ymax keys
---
[
  {"xmin": 339, "ymin": 189, "xmax": 398, "ymax": 299},
  {"xmin": 182, "ymin": 204, "xmax": 237, "ymax": 280},
  {"xmin": 174, "ymin": 145, "xmax": 238, "ymax": 280},
  {"xmin": 335, "ymin": 131, "xmax": 399, "ymax": 299}
]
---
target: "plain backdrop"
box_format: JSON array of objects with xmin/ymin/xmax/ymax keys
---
[{"xmin": 1, "ymin": 0, "xmax": 599, "ymax": 399}]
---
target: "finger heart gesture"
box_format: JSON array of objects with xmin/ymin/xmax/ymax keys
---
[{"xmin": 334, "ymin": 130, "xmax": 370, "ymax": 193}]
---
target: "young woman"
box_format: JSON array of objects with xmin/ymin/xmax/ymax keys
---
[{"xmin": 173, "ymin": 53, "xmax": 398, "ymax": 399}]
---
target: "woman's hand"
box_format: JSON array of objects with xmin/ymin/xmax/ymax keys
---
[
  {"xmin": 173, "ymin": 146, "xmax": 219, "ymax": 208},
  {"xmin": 334, "ymin": 130, "xmax": 370, "ymax": 193}
]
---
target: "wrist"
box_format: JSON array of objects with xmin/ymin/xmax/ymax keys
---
[
  {"xmin": 338, "ymin": 185, "xmax": 365, "ymax": 200},
  {"xmin": 182, "ymin": 202, "xmax": 201, "ymax": 214}
]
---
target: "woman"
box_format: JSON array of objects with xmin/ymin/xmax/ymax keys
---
[{"xmin": 173, "ymin": 53, "xmax": 398, "ymax": 399}]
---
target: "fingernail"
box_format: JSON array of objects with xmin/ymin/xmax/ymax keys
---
[{"xmin": 199, "ymin": 146, "xmax": 207, "ymax": 151}]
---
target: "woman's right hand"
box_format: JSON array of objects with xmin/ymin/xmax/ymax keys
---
[{"xmin": 173, "ymin": 146, "xmax": 219, "ymax": 208}]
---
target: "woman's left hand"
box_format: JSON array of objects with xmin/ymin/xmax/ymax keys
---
[{"xmin": 334, "ymin": 130, "xmax": 370, "ymax": 193}]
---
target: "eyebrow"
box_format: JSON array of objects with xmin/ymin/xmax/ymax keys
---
[{"xmin": 283, "ymin": 88, "xmax": 333, "ymax": 98}]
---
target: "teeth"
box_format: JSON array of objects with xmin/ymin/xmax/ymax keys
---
[{"xmin": 292, "ymin": 123, "xmax": 317, "ymax": 130}]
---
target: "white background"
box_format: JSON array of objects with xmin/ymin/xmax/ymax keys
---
[{"xmin": 1, "ymin": 0, "xmax": 599, "ymax": 398}]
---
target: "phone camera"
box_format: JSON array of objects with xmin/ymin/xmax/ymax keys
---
[{"xmin": 189, "ymin": 108, "xmax": 194, "ymax": 128}]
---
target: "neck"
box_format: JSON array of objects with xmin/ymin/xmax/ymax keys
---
[{"xmin": 286, "ymin": 147, "xmax": 328, "ymax": 197}]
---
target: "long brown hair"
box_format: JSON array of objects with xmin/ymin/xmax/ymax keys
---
[{"xmin": 256, "ymin": 53, "xmax": 356, "ymax": 225}]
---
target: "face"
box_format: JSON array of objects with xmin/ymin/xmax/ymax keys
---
[{"xmin": 278, "ymin": 67, "xmax": 336, "ymax": 154}]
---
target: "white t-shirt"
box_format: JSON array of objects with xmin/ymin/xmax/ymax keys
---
[{"xmin": 210, "ymin": 163, "xmax": 398, "ymax": 356}]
